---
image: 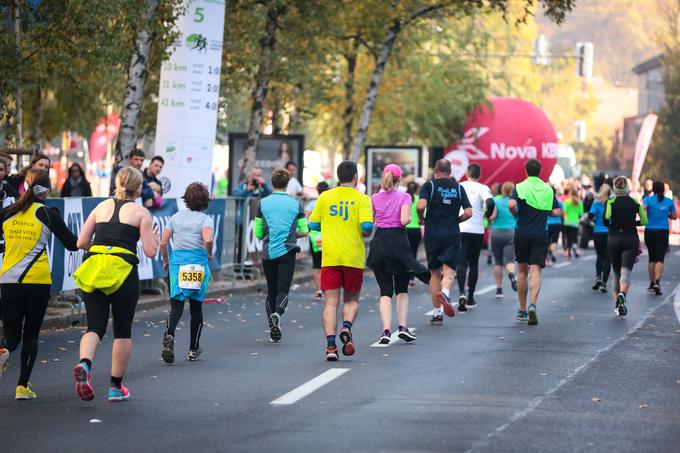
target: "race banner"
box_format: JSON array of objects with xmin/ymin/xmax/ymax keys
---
[
  {"xmin": 44, "ymin": 198, "xmax": 226, "ymax": 293},
  {"xmin": 631, "ymin": 113, "xmax": 658, "ymax": 193},
  {"xmin": 154, "ymin": 0, "xmax": 226, "ymax": 198}
]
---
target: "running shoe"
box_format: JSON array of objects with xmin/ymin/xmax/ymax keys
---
[
  {"xmin": 187, "ymin": 347, "xmax": 203, "ymax": 361},
  {"xmin": 429, "ymin": 314, "xmax": 443, "ymax": 325},
  {"xmin": 647, "ymin": 281, "xmax": 655, "ymax": 293},
  {"xmin": 15, "ymin": 385, "xmax": 36, "ymax": 400},
  {"xmin": 487, "ymin": 254, "xmax": 493, "ymax": 265},
  {"xmin": 573, "ymin": 248, "xmax": 580, "ymax": 258},
  {"xmin": 515, "ymin": 310, "xmax": 528, "ymax": 322},
  {"xmin": 325, "ymin": 345, "xmax": 339, "ymax": 361},
  {"xmin": 379, "ymin": 330, "xmax": 391, "ymax": 344},
  {"xmin": 409, "ymin": 278, "xmax": 416, "ymax": 288},
  {"xmin": 466, "ymin": 296, "xmax": 477, "ymax": 309},
  {"xmin": 74, "ymin": 362, "xmax": 95, "ymax": 401},
  {"xmin": 339, "ymin": 327, "xmax": 355, "ymax": 356},
  {"xmin": 457, "ymin": 294, "xmax": 468, "ymax": 312},
  {"xmin": 550, "ymin": 253, "xmax": 557, "ymax": 263},
  {"xmin": 545, "ymin": 258, "xmax": 552, "ymax": 267},
  {"xmin": 616, "ymin": 293, "xmax": 627, "ymax": 316},
  {"xmin": 527, "ymin": 304, "xmax": 538, "ymax": 326},
  {"xmin": 495, "ymin": 288, "xmax": 503, "ymax": 299},
  {"xmin": 653, "ymin": 283, "xmax": 662, "ymax": 296},
  {"xmin": 0, "ymin": 348, "xmax": 9, "ymax": 379},
  {"xmin": 592, "ymin": 279, "xmax": 602, "ymax": 291},
  {"xmin": 314, "ymin": 290, "xmax": 323, "ymax": 300},
  {"xmin": 162, "ymin": 334, "xmax": 175, "ymax": 364},
  {"xmin": 509, "ymin": 274, "xmax": 518, "ymax": 292},
  {"xmin": 269, "ymin": 312, "xmax": 282, "ymax": 342},
  {"xmin": 108, "ymin": 385, "xmax": 130, "ymax": 402},
  {"xmin": 599, "ymin": 282, "xmax": 607, "ymax": 293},
  {"xmin": 437, "ymin": 292, "xmax": 456, "ymax": 317},
  {"xmin": 397, "ymin": 327, "xmax": 416, "ymax": 342}
]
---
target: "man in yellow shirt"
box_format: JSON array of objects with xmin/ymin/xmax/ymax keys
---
[{"xmin": 310, "ymin": 161, "xmax": 373, "ymax": 361}]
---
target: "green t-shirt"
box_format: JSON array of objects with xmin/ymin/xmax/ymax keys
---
[
  {"xmin": 407, "ymin": 195, "xmax": 420, "ymax": 228},
  {"xmin": 563, "ymin": 198, "xmax": 584, "ymax": 227}
]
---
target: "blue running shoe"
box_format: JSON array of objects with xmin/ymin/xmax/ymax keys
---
[
  {"xmin": 108, "ymin": 385, "xmax": 130, "ymax": 402},
  {"xmin": 516, "ymin": 310, "xmax": 528, "ymax": 322}
]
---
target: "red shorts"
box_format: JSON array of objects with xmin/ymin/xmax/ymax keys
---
[{"xmin": 320, "ymin": 266, "xmax": 364, "ymax": 292}]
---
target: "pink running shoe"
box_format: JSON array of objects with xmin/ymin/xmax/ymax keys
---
[
  {"xmin": 74, "ymin": 362, "xmax": 94, "ymax": 401},
  {"xmin": 108, "ymin": 384, "xmax": 130, "ymax": 402}
]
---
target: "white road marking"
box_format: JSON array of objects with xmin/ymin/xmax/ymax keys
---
[
  {"xmin": 553, "ymin": 261, "xmax": 572, "ymax": 268},
  {"xmin": 675, "ymin": 249, "xmax": 680, "ymax": 257},
  {"xmin": 674, "ymin": 285, "xmax": 680, "ymax": 326},
  {"xmin": 466, "ymin": 283, "xmax": 680, "ymax": 453},
  {"xmin": 581, "ymin": 255, "xmax": 596, "ymax": 261},
  {"xmin": 370, "ymin": 328, "xmax": 417, "ymax": 347},
  {"xmin": 270, "ymin": 368, "xmax": 350, "ymax": 406}
]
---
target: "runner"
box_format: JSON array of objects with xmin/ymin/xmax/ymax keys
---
[
  {"xmin": 305, "ymin": 181, "xmax": 329, "ymax": 300},
  {"xmin": 489, "ymin": 181, "xmax": 517, "ymax": 298},
  {"xmin": 309, "ymin": 161, "xmax": 373, "ymax": 361},
  {"xmin": 160, "ymin": 182, "xmax": 214, "ymax": 363},
  {"xmin": 546, "ymin": 187, "xmax": 564, "ymax": 266},
  {"xmin": 643, "ymin": 180, "xmax": 676, "ymax": 296},
  {"xmin": 417, "ymin": 159, "xmax": 472, "ymax": 325},
  {"xmin": 589, "ymin": 184, "xmax": 612, "ymax": 292},
  {"xmin": 73, "ymin": 166, "xmax": 159, "ymax": 402},
  {"xmin": 367, "ymin": 165, "xmax": 429, "ymax": 344},
  {"xmin": 254, "ymin": 168, "xmax": 309, "ymax": 342},
  {"xmin": 457, "ymin": 163, "xmax": 494, "ymax": 310},
  {"xmin": 0, "ymin": 170, "xmax": 79, "ymax": 400},
  {"xmin": 405, "ymin": 181, "xmax": 422, "ymax": 288},
  {"xmin": 562, "ymin": 188, "xmax": 583, "ymax": 259},
  {"xmin": 508, "ymin": 159, "xmax": 561, "ymax": 326},
  {"xmin": 605, "ymin": 176, "xmax": 648, "ymax": 316}
]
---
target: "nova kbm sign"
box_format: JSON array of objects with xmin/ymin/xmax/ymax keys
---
[{"xmin": 444, "ymin": 97, "xmax": 559, "ymax": 185}]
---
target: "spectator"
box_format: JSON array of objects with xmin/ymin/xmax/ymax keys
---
[
  {"xmin": 9, "ymin": 154, "xmax": 50, "ymax": 195},
  {"xmin": 285, "ymin": 161, "xmax": 303, "ymax": 197},
  {"xmin": 233, "ymin": 167, "xmax": 272, "ymax": 198},
  {"xmin": 109, "ymin": 149, "xmax": 154, "ymax": 207},
  {"xmin": 60, "ymin": 163, "xmax": 92, "ymax": 198},
  {"xmin": 0, "ymin": 160, "xmax": 19, "ymax": 201},
  {"xmin": 149, "ymin": 181, "xmax": 163, "ymax": 209},
  {"xmin": 144, "ymin": 156, "xmax": 165, "ymax": 194}
]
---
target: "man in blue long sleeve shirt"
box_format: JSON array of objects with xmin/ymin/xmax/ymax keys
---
[{"xmin": 233, "ymin": 167, "xmax": 272, "ymax": 198}]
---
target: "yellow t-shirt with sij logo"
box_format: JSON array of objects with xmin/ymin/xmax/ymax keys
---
[{"xmin": 309, "ymin": 186, "xmax": 373, "ymax": 269}]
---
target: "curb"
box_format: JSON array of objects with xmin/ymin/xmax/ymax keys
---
[{"xmin": 36, "ymin": 267, "xmax": 316, "ymax": 332}]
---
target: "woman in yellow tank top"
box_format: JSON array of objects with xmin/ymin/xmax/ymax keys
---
[{"xmin": 0, "ymin": 170, "xmax": 79, "ymax": 400}]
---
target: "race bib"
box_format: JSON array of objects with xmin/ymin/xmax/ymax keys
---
[{"xmin": 178, "ymin": 264, "xmax": 205, "ymax": 290}]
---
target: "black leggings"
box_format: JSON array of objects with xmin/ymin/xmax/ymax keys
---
[
  {"xmin": 84, "ymin": 268, "xmax": 139, "ymax": 339},
  {"xmin": 563, "ymin": 225, "xmax": 579, "ymax": 251},
  {"xmin": 165, "ymin": 299, "xmax": 203, "ymax": 350},
  {"xmin": 262, "ymin": 250, "xmax": 296, "ymax": 318},
  {"xmin": 457, "ymin": 233, "xmax": 484, "ymax": 295},
  {"xmin": 374, "ymin": 269, "xmax": 411, "ymax": 297},
  {"xmin": 593, "ymin": 233, "xmax": 611, "ymax": 283},
  {"xmin": 406, "ymin": 228, "xmax": 421, "ymax": 258},
  {"xmin": 0, "ymin": 283, "xmax": 51, "ymax": 387},
  {"xmin": 608, "ymin": 234, "xmax": 638, "ymax": 294}
]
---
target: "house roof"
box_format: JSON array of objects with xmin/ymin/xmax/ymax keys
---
[{"xmin": 632, "ymin": 54, "xmax": 662, "ymax": 75}]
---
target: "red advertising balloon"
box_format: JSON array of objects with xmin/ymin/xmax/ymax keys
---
[{"xmin": 444, "ymin": 97, "xmax": 558, "ymax": 185}]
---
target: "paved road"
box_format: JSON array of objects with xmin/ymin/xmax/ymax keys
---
[{"xmin": 1, "ymin": 248, "xmax": 680, "ymax": 453}]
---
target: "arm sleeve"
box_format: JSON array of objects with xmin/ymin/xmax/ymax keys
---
[
  {"xmin": 253, "ymin": 201, "xmax": 264, "ymax": 239},
  {"xmin": 670, "ymin": 200, "xmax": 677, "ymax": 214},
  {"xmin": 604, "ymin": 199, "xmax": 613, "ymax": 224},
  {"xmin": 418, "ymin": 182, "xmax": 432, "ymax": 206},
  {"xmin": 141, "ymin": 179, "xmax": 154, "ymax": 201},
  {"xmin": 41, "ymin": 207, "xmax": 79, "ymax": 251},
  {"xmin": 309, "ymin": 195, "xmax": 323, "ymax": 224},
  {"xmin": 459, "ymin": 186, "xmax": 472, "ymax": 209},
  {"xmin": 261, "ymin": 183, "xmax": 273, "ymax": 197},
  {"xmin": 296, "ymin": 204, "xmax": 309, "ymax": 233},
  {"xmin": 638, "ymin": 202, "xmax": 648, "ymax": 226},
  {"xmin": 201, "ymin": 214, "xmax": 214, "ymax": 231},
  {"xmin": 232, "ymin": 183, "xmax": 248, "ymax": 198},
  {"xmin": 401, "ymin": 192, "xmax": 412, "ymax": 207},
  {"xmin": 359, "ymin": 195, "xmax": 374, "ymax": 224}
]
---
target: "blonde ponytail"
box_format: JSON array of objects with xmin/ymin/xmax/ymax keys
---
[
  {"xmin": 381, "ymin": 171, "xmax": 397, "ymax": 191},
  {"xmin": 114, "ymin": 166, "xmax": 143, "ymax": 200}
]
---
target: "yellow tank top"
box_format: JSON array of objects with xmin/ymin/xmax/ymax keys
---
[{"xmin": 0, "ymin": 203, "xmax": 52, "ymax": 284}]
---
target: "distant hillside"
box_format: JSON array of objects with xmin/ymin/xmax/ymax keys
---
[{"xmin": 536, "ymin": 0, "xmax": 661, "ymax": 86}]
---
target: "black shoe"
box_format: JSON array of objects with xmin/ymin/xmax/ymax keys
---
[
  {"xmin": 653, "ymin": 283, "xmax": 662, "ymax": 296},
  {"xmin": 458, "ymin": 295, "xmax": 468, "ymax": 312},
  {"xmin": 487, "ymin": 254, "xmax": 493, "ymax": 265},
  {"xmin": 599, "ymin": 281, "xmax": 607, "ymax": 293},
  {"xmin": 615, "ymin": 293, "xmax": 627, "ymax": 316},
  {"xmin": 573, "ymin": 248, "xmax": 580, "ymax": 258},
  {"xmin": 379, "ymin": 330, "xmax": 391, "ymax": 344},
  {"xmin": 429, "ymin": 314, "xmax": 443, "ymax": 325},
  {"xmin": 397, "ymin": 327, "xmax": 416, "ymax": 342},
  {"xmin": 550, "ymin": 253, "xmax": 557, "ymax": 263},
  {"xmin": 466, "ymin": 296, "xmax": 477, "ymax": 308},
  {"xmin": 495, "ymin": 288, "xmax": 503, "ymax": 299},
  {"xmin": 509, "ymin": 273, "xmax": 518, "ymax": 292},
  {"xmin": 269, "ymin": 313, "xmax": 282, "ymax": 342},
  {"xmin": 187, "ymin": 347, "xmax": 203, "ymax": 361},
  {"xmin": 162, "ymin": 334, "xmax": 175, "ymax": 364},
  {"xmin": 592, "ymin": 279, "xmax": 602, "ymax": 291},
  {"xmin": 647, "ymin": 281, "xmax": 655, "ymax": 293}
]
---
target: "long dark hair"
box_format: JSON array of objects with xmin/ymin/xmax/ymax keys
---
[
  {"xmin": 652, "ymin": 181, "xmax": 665, "ymax": 202},
  {"xmin": 66, "ymin": 163, "xmax": 88, "ymax": 184},
  {"xmin": 20, "ymin": 153, "xmax": 50, "ymax": 177},
  {"xmin": 8, "ymin": 170, "xmax": 51, "ymax": 216}
]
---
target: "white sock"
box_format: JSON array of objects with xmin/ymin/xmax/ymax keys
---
[{"xmin": 442, "ymin": 288, "xmax": 450, "ymax": 298}]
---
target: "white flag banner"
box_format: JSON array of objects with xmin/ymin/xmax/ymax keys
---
[{"xmin": 155, "ymin": 0, "xmax": 226, "ymax": 198}]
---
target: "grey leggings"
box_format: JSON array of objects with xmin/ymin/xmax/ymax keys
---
[{"xmin": 490, "ymin": 229, "xmax": 515, "ymax": 266}]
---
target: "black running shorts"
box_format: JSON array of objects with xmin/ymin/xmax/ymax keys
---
[
  {"xmin": 644, "ymin": 229, "xmax": 669, "ymax": 263},
  {"xmin": 514, "ymin": 235, "xmax": 549, "ymax": 267},
  {"xmin": 424, "ymin": 234, "xmax": 460, "ymax": 270},
  {"xmin": 548, "ymin": 224, "xmax": 562, "ymax": 244}
]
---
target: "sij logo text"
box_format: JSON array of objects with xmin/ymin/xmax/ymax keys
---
[{"xmin": 329, "ymin": 201, "xmax": 355, "ymax": 221}]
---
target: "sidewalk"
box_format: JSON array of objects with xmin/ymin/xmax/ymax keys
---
[{"xmin": 36, "ymin": 266, "xmax": 316, "ymax": 332}]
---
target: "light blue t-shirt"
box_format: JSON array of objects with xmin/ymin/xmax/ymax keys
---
[
  {"xmin": 257, "ymin": 192, "xmax": 305, "ymax": 259},
  {"xmin": 491, "ymin": 196, "xmax": 516, "ymax": 230},
  {"xmin": 546, "ymin": 199, "xmax": 564, "ymax": 226},
  {"xmin": 589, "ymin": 200, "xmax": 608, "ymax": 234},
  {"xmin": 643, "ymin": 196, "xmax": 676, "ymax": 230}
]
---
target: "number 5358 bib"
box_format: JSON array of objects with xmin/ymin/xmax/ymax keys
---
[{"xmin": 178, "ymin": 264, "xmax": 205, "ymax": 290}]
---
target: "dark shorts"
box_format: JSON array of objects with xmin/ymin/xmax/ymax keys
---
[
  {"xmin": 311, "ymin": 249, "xmax": 322, "ymax": 269},
  {"xmin": 644, "ymin": 229, "xmax": 669, "ymax": 262},
  {"xmin": 424, "ymin": 234, "xmax": 460, "ymax": 270},
  {"xmin": 548, "ymin": 224, "xmax": 562, "ymax": 244},
  {"xmin": 515, "ymin": 235, "xmax": 549, "ymax": 267},
  {"xmin": 320, "ymin": 266, "xmax": 363, "ymax": 292}
]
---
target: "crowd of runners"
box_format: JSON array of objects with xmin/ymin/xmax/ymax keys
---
[{"xmin": 0, "ymin": 158, "xmax": 676, "ymax": 400}]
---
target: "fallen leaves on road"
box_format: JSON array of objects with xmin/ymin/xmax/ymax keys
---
[
  {"xmin": 89, "ymin": 419, "xmax": 102, "ymax": 423},
  {"xmin": 591, "ymin": 397, "xmax": 601, "ymax": 402},
  {"xmin": 639, "ymin": 403, "xmax": 648, "ymax": 409}
]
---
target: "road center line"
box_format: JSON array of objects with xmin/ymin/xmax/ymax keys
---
[
  {"xmin": 553, "ymin": 261, "xmax": 572, "ymax": 268},
  {"xmin": 370, "ymin": 328, "xmax": 417, "ymax": 347},
  {"xmin": 270, "ymin": 368, "xmax": 350, "ymax": 406}
]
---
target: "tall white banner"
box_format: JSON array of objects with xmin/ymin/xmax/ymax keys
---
[{"xmin": 155, "ymin": 0, "xmax": 225, "ymax": 198}]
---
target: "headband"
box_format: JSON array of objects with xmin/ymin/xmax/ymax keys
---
[{"xmin": 33, "ymin": 185, "xmax": 50, "ymax": 195}]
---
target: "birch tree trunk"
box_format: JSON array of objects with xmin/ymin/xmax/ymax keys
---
[
  {"xmin": 341, "ymin": 39, "xmax": 359, "ymax": 160},
  {"xmin": 239, "ymin": 2, "xmax": 284, "ymax": 183},
  {"xmin": 114, "ymin": 0, "xmax": 160, "ymax": 164},
  {"xmin": 14, "ymin": 0, "xmax": 23, "ymax": 148},
  {"xmin": 350, "ymin": 19, "xmax": 401, "ymax": 161}
]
